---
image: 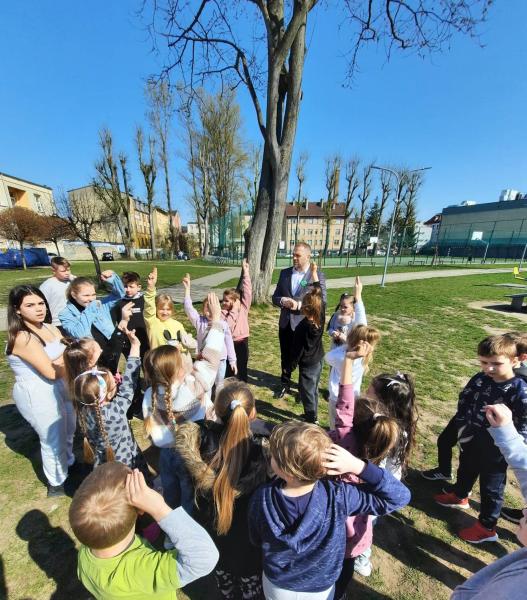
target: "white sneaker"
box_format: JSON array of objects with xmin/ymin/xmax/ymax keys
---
[{"xmin": 354, "ymin": 556, "xmax": 372, "ymax": 577}]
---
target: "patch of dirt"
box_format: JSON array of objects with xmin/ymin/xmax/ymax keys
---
[{"xmin": 467, "ymin": 300, "xmax": 527, "ymax": 323}]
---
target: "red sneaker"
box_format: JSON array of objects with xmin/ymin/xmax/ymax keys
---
[
  {"xmin": 459, "ymin": 521, "xmax": 498, "ymax": 543},
  {"xmin": 434, "ymin": 491, "xmax": 469, "ymax": 510}
]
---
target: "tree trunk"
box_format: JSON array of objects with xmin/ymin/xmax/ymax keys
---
[
  {"xmin": 87, "ymin": 243, "xmax": 102, "ymax": 280},
  {"xmin": 19, "ymin": 241, "xmax": 27, "ymax": 270},
  {"xmin": 53, "ymin": 239, "xmax": 60, "ymax": 256},
  {"xmin": 246, "ymin": 144, "xmax": 289, "ymax": 302},
  {"xmin": 163, "ymin": 154, "xmax": 179, "ymax": 256},
  {"xmin": 149, "ymin": 206, "xmax": 156, "ymax": 259},
  {"xmin": 339, "ymin": 214, "xmax": 349, "ymax": 257},
  {"xmin": 203, "ymin": 211, "xmax": 210, "ymax": 256}
]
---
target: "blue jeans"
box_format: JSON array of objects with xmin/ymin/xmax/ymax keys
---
[{"xmin": 159, "ymin": 447, "xmax": 194, "ymax": 515}]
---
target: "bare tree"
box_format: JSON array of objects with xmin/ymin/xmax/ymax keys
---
[
  {"xmin": 374, "ymin": 170, "xmax": 392, "ymax": 254},
  {"xmin": 58, "ymin": 190, "xmax": 111, "ymax": 279},
  {"xmin": 354, "ymin": 163, "xmax": 372, "ymax": 257},
  {"xmin": 136, "ymin": 126, "xmax": 158, "ymax": 258},
  {"xmin": 41, "ymin": 215, "xmax": 76, "ymax": 256},
  {"xmin": 0, "ymin": 207, "xmax": 44, "ymax": 270},
  {"xmin": 93, "ymin": 128, "xmax": 135, "ymax": 258},
  {"xmin": 146, "ymin": 80, "xmax": 178, "ymax": 254},
  {"xmin": 323, "ymin": 155, "xmax": 341, "ymax": 259},
  {"xmin": 340, "ymin": 157, "xmax": 360, "ymax": 257},
  {"xmin": 197, "ymin": 89, "xmax": 248, "ymax": 253},
  {"xmin": 144, "ymin": 0, "xmax": 491, "ymax": 301},
  {"xmin": 293, "ymin": 152, "xmax": 308, "ymax": 246}
]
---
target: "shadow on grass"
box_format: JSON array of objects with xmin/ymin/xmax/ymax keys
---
[
  {"xmin": 255, "ymin": 398, "xmax": 302, "ymax": 422},
  {"xmin": 0, "ymin": 404, "xmax": 91, "ymax": 498},
  {"xmin": 16, "ymin": 510, "xmax": 89, "ymax": 600},
  {"xmin": 0, "ymin": 404, "xmax": 47, "ymax": 488},
  {"xmin": 346, "ymin": 578, "xmax": 393, "ymax": 599}
]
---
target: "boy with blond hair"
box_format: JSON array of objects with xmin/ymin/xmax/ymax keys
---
[
  {"xmin": 69, "ymin": 462, "xmax": 218, "ymax": 599},
  {"xmin": 434, "ymin": 334, "xmax": 527, "ymax": 543},
  {"xmin": 249, "ymin": 421, "xmax": 410, "ymax": 598}
]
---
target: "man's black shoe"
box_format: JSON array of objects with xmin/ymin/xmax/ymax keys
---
[
  {"xmin": 501, "ymin": 507, "xmax": 524, "ymax": 524},
  {"xmin": 275, "ymin": 386, "xmax": 289, "ymax": 399}
]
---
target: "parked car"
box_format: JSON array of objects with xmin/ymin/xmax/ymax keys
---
[
  {"xmin": 47, "ymin": 252, "xmax": 57, "ymax": 258},
  {"xmin": 101, "ymin": 251, "xmax": 114, "ymax": 261}
]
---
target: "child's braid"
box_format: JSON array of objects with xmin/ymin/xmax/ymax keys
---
[{"xmin": 93, "ymin": 402, "xmax": 115, "ymax": 462}]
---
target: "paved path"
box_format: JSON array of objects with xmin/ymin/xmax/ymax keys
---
[{"xmin": 0, "ymin": 267, "xmax": 512, "ymax": 331}]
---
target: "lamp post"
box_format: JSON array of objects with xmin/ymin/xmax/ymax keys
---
[{"xmin": 371, "ymin": 165, "xmax": 431, "ymax": 287}]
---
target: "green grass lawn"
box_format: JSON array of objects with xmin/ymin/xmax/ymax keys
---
[
  {"xmin": 0, "ymin": 260, "xmax": 225, "ymax": 307},
  {"xmin": 0, "ymin": 270, "xmax": 525, "ymax": 599}
]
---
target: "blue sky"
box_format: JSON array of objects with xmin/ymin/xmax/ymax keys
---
[{"xmin": 1, "ymin": 1, "xmax": 525, "ymax": 223}]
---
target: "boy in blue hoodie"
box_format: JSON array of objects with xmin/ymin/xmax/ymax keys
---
[{"xmin": 248, "ymin": 420, "xmax": 410, "ymax": 599}]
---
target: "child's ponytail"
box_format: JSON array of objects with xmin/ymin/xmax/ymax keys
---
[
  {"xmin": 210, "ymin": 380, "xmax": 254, "ymax": 535},
  {"xmin": 353, "ymin": 396, "xmax": 400, "ymax": 465}
]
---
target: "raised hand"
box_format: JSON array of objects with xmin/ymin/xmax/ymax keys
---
[
  {"xmin": 121, "ymin": 301, "xmax": 134, "ymax": 323},
  {"xmin": 100, "ymin": 270, "xmax": 114, "ymax": 282},
  {"xmin": 126, "ymin": 469, "xmax": 171, "ymax": 522},
  {"xmin": 346, "ymin": 340, "xmax": 372, "ymax": 360},
  {"xmin": 147, "ymin": 267, "xmax": 158, "ymax": 290},
  {"xmin": 207, "ymin": 292, "xmax": 221, "ymax": 322},
  {"xmin": 182, "ymin": 272, "xmax": 191, "ymax": 294},
  {"xmin": 242, "ymin": 258, "xmax": 249, "ymax": 274},
  {"xmin": 354, "ymin": 276, "xmax": 363, "ymax": 301},
  {"xmin": 322, "ymin": 444, "xmax": 366, "ymax": 476}
]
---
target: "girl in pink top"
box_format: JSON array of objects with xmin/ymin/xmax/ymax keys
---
[
  {"xmin": 221, "ymin": 259, "xmax": 252, "ymax": 382},
  {"xmin": 330, "ymin": 341, "xmax": 402, "ymax": 598}
]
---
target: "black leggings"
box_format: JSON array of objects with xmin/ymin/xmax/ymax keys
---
[{"xmin": 335, "ymin": 557, "xmax": 356, "ymax": 599}]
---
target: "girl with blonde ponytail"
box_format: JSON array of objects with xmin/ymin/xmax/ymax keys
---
[{"xmin": 175, "ymin": 378, "xmax": 272, "ymax": 600}]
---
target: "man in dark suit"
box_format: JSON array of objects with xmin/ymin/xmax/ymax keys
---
[{"xmin": 272, "ymin": 242, "xmax": 327, "ymax": 397}]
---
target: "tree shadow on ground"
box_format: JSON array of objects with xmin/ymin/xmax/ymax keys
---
[
  {"xmin": 0, "ymin": 404, "xmax": 90, "ymax": 498},
  {"xmin": 0, "ymin": 555, "xmax": 7, "ymax": 600},
  {"xmin": 247, "ymin": 368, "xmax": 299, "ymax": 394},
  {"xmin": 345, "ymin": 578, "xmax": 393, "ymax": 599},
  {"xmin": 255, "ymin": 398, "xmax": 302, "ymax": 422},
  {"xmin": 16, "ymin": 510, "xmax": 89, "ymax": 600}
]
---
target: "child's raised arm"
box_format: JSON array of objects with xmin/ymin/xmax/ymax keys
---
[
  {"xmin": 144, "ymin": 267, "xmax": 157, "ymax": 324},
  {"xmin": 353, "ymin": 276, "xmax": 367, "ymax": 327},
  {"xmin": 240, "ymin": 259, "xmax": 252, "ymax": 308},
  {"xmin": 182, "ymin": 273, "xmax": 200, "ymax": 328},
  {"xmin": 323, "ymin": 444, "xmax": 411, "ymax": 518},
  {"xmin": 486, "ymin": 404, "xmax": 527, "ymax": 501},
  {"xmin": 100, "ymin": 271, "xmax": 126, "ymax": 306}
]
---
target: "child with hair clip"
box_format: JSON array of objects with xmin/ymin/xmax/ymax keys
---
[
  {"xmin": 222, "ymin": 258, "xmax": 252, "ymax": 382},
  {"xmin": 183, "ymin": 273, "xmax": 237, "ymax": 387},
  {"xmin": 144, "ymin": 266, "xmax": 196, "ymax": 350},
  {"xmin": 59, "ymin": 271, "xmax": 128, "ymax": 374},
  {"xmin": 330, "ymin": 344, "xmax": 402, "ymax": 595},
  {"xmin": 325, "ymin": 324, "xmax": 381, "ymax": 429},
  {"xmin": 63, "ymin": 337, "xmax": 103, "ymax": 398},
  {"xmin": 249, "ymin": 420, "xmax": 410, "ymax": 600},
  {"xmin": 175, "ymin": 378, "xmax": 273, "ymax": 600},
  {"xmin": 327, "ymin": 277, "xmax": 365, "ymax": 348},
  {"xmin": 289, "ymin": 261, "xmax": 325, "ymax": 424},
  {"xmin": 72, "ymin": 327, "xmax": 147, "ymax": 473},
  {"xmin": 142, "ymin": 292, "xmax": 225, "ymax": 515},
  {"xmin": 348, "ymin": 371, "xmax": 418, "ymax": 579}
]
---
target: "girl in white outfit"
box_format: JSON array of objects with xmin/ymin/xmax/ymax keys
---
[{"xmin": 6, "ymin": 285, "xmax": 76, "ymax": 497}]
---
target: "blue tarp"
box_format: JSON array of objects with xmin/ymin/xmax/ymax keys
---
[{"xmin": 0, "ymin": 248, "xmax": 51, "ymax": 269}]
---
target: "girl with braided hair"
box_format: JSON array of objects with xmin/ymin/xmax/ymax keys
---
[
  {"xmin": 175, "ymin": 378, "xmax": 273, "ymax": 600},
  {"xmin": 72, "ymin": 328, "xmax": 147, "ymax": 474},
  {"xmin": 142, "ymin": 292, "xmax": 225, "ymax": 513}
]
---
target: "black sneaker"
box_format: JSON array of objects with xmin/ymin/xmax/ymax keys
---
[
  {"xmin": 421, "ymin": 467, "xmax": 452, "ymax": 481},
  {"xmin": 275, "ymin": 386, "xmax": 290, "ymax": 399},
  {"xmin": 501, "ymin": 507, "xmax": 524, "ymax": 524},
  {"xmin": 441, "ymin": 483, "xmax": 473, "ymax": 497},
  {"xmin": 47, "ymin": 484, "xmax": 66, "ymax": 498}
]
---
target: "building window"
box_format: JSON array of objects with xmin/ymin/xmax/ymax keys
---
[
  {"xmin": 34, "ymin": 194, "xmax": 44, "ymax": 213},
  {"xmin": 335, "ymin": 228, "xmax": 340, "ymax": 235}
]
